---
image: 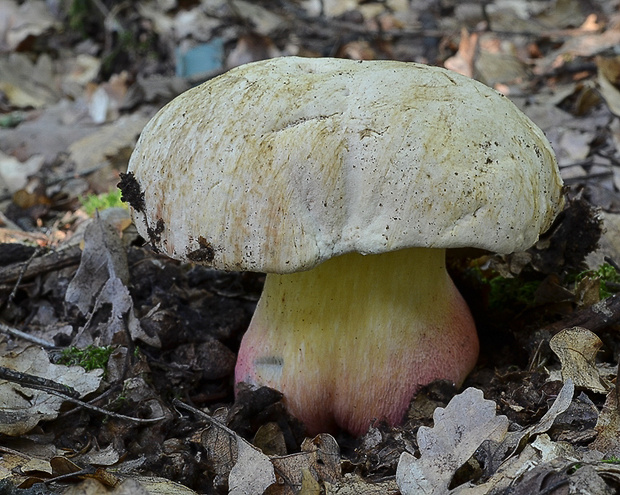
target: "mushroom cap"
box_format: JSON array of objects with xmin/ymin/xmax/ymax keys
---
[{"xmin": 127, "ymin": 56, "xmax": 564, "ymax": 273}]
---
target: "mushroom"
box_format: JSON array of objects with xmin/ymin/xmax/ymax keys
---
[{"xmin": 122, "ymin": 56, "xmax": 564, "ymax": 436}]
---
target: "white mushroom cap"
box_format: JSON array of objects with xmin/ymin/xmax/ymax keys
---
[{"xmin": 126, "ymin": 56, "xmax": 564, "ymax": 273}]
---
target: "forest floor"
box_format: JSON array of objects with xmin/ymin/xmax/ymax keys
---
[{"xmin": 1, "ymin": 0, "xmax": 620, "ymax": 493}]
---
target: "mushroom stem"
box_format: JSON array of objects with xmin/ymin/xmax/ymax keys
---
[{"xmin": 235, "ymin": 247, "xmax": 479, "ymax": 436}]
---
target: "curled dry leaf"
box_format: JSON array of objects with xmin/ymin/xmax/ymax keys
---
[
  {"xmin": 200, "ymin": 411, "xmax": 275, "ymax": 494},
  {"xmin": 65, "ymin": 216, "xmax": 130, "ymax": 314},
  {"xmin": 396, "ymin": 387, "xmax": 509, "ymax": 495},
  {"xmin": 269, "ymin": 434, "xmax": 341, "ymax": 494},
  {"xmin": 66, "ymin": 216, "xmax": 159, "ymax": 347},
  {"xmin": 550, "ymin": 327, "xmax": 609, "ymax": 393}
]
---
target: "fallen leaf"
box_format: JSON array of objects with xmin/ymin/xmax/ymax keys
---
[
  {"xmin": 325, "ymin": 473, "xmax": 399, "ymax": 494},
  {"xmin": 444, "ymin": 28, "xmax": 477, "ymax": 78},
  {"xmin": 66, "ymin": 216, "xmax": 158, "ymax": 347},
  {"xmin": 396, "ymin": 387, "xmax": 509, "ymax": 495},
  {"xmin": 597, "ymin": 54, "xmax": 620, "ymax": 117},
  {"xmin": 0, "ymin": 151, "xmax": 45, "ymax": 196},
  {"xmin": 229, "ymin": 440, "xmax": 276, "ymax": 494},
  {"xmin": 67, "ymin": 113, "xmax": 149, "ymax": 174},
  {"xmin": 270, "ymin": 434, "xmax": 341, "ymax": 493},
  {"xmin": 200, "ymin": 411, "xmax": 276, "ymax": 494},
  {"xmin": 0, "ymin": 346, "xmax": 102, "ymax": 436},
  {"xmin": 0, "ymin": 0, "xmax": 58, "ymax": 51},
  {"xmin": 0, "ymin": 53, "xmax": 59, "ymax": 108},
  {"xmin": 550, "ymin": 327, "xmax": 609, "ymax": 393},
  {"xmin": 590, "ymin": 385, "xmax": 620, "ymax": 456},
  {"xmin": 65, "ymin": 216, "xmax": 130, "ymax": 314}
]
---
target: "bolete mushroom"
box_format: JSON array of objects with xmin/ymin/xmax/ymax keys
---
[{"xmin": 121, "ymin": 56, "xmax": 564, "ymax": 436}]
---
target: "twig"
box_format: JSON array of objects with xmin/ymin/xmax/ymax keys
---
[
  {"xmin": 0, "ymin": 244, "xmax": 82, "ymax": 286},
  {"xmin": 0, "ymin": 211, "xmax": 21, "ymax": 230},
  {"xmin": 543, "ymin": 292, "xmax": 620, "ymax": 335},
  {"xmin": 7, "ymin": 245, "xmax": 44, "ymax": 305},
  {"xmin": 0, "ymin": 322, "xmax": 56, "ymax": 348},
  {"xmin": 47, "ymin": 389, "xmax": 166, "ymax": 424},
  {"xmin": 0, "ymin": 365, "xmax": 165, "ymax": 424},
  {"xmin": 0, "ymin": 366, "xmax": 79, "ymax": 397},
  {"xmin": 172, "ymin": 399, "xmax": 237, "ymax": 436}
]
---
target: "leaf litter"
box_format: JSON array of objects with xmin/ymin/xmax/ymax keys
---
[{"xmin": 2, "ymin": 0, "xmax": 620, "ymax": 493}]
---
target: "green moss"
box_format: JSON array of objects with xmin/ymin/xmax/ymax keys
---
[
  {"xmin": 80, "ymin": 189, "xmax": 127, "ymax": 216},
  {"xmin": 59, "ymin": 345, "xmax": 114, "ymax": 374},
  {"xmin": 574, "ymin": 263, "xmax": 620, "ymax": 299},
  {"xmin": 464, "ymin": 266, "xmax": 541, "ymax": 310},
  {"xmin": 487, "ymin": 276, "xmax": 541, "ymax": 310}
]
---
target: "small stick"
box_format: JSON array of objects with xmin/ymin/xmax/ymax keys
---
[
  {"xmin": 0, "ymin": 365, "xmax": 165, "ymax": 424},
  {"xmin": 543, "ymin": 292, "xmax": 620, "ymax": 334},
  {"xmin": 0, "ymin": 322, "xmax": 56, "ymax": 348},
  {"xmin": 0, "ymin": 244, "xmax": 82, "ymax": 286},
  {"xmin": 7, "ymin": 246, "xmax": 44, "ymax": 305},
  {"xmin": 0, "ymin": 366, "xmax": 79, "ymax": 397}
]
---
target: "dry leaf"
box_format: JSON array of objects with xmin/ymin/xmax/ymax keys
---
[
  {"xmin": 0, "ymin": 53, "xmax": 59, "ymax": 108},
  {"xmin": 396, "ymin": 387, "xmax": 509, "ymax": 495},
  {"xmin": 66, "ymin": 216, "xmax": 158, "ymax": 347},
  {"xmin": 67, "ymin": 113, "xmax": 149, "ymax": 174},
  {"xmin": 550, "ymin": 327, "xmax": 609, "ymax": 393},
  {"xmin": 0, "ymin": 0, "xmax": 58, "ymax": 51},
  {"xmin": 270, "ymin": 434, "xmax": 341, "ymax": 493},
  {"xmin": 200, "ymin": 411, "xmax": 276, "ymax": 494},
  {"xmin": 0, "ymin": 346, "xmax": 102, "ymax": 436},
  {"xmin": 130, "ymin": 476, "xmax": 199, "ymax": 494},
  {"xmin": 597, "ymin": 54, "xmax": 620, "ymax": 116},
  {"xmin": 590, "ymin": 385, "xmax": 620, "ymax": 456},
  {"xmin": 0, "ymin": 151, "xmax": 45, "ymax": 195},
  {"xmin": 444, "ymin": 28, "xmax": 478, "ymax": 78},
  {"xmin": 325, "ymin": 473, "xmax": 399, "ymax": 494},
  {"xmin": 65, "ymin": 216, "xmax": 129, "ymax": 314},
  {"xmin": 253, "ymin": 422, "xmax": 288, "ymax": 456},
  {"xmin": 452, "ymin": 381, "xmax": 575, "ymax": 494},
  {"xmin": 228, "ymin": 439, "xmax": 276, "ymax": 494}
]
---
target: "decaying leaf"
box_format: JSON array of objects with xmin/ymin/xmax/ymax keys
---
[
  {"xmin": 324, "ymin": 473, "xmax": 398, "ymax": 494},
  {"xmin": 503, "ymin": 379, "xmax": 575, "ymax": 457},
  {"xmin": 229, "ymin": 439, "xmax": 276, "ymax": 495},
  {"xmin": 0, "ymin": 53, "xmax": 59, "ymax": 108},
  {"xmin": 66, "ymin": 216, "xmax": 159, "ymax": 347},
  {"xmin": 0, "ymin": 346, "xmax": 102, "ymax": 436},
  {"xmin": 396, "ymin": 382, "xmax": 577, "ymax": 495},
  {"xmin": 200, "ymin": 410, "xmax": 275, "ymax": 493},
  {"xmin": 132, "ymin": 475, "xmax": 201, "ymax": 494},
  {"xmin": 65, "ymin": 216, "xmax": 129, "ymax": 313},
  {"xmin": 396, "ymin": 387, "xmax": 509, "ymax": 495},
  {"xmin": 590, "ymin": 384, "xmax": 620, "ymax": 457},
  {"xmin": 0, "ymin": 0, "xmax": 59, "ymax": 52},
  {"xmin": 60, "ymin": 476, "xmax": 199, "ymax": 495},
  {"xmin": 270, "ymin": 434, "xmax": 341, "ymax": 493},
  {"xmin": 550, "ymin": 327, "xmax": 609, "ymax": 393},
  {"xmin": 597, "ymin": 54, "xmax": 620, "ymax": 117},
  {"xmin": 0, "ymin": 151, "xmax": 45, "ymax": 195},
  {"xmin": 67, "ymin": 113, "xmax": 150, "ymax": 174},
  {"xmin": 201, "ymin": 407, "xmax": 343, "ymax": 494}
]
